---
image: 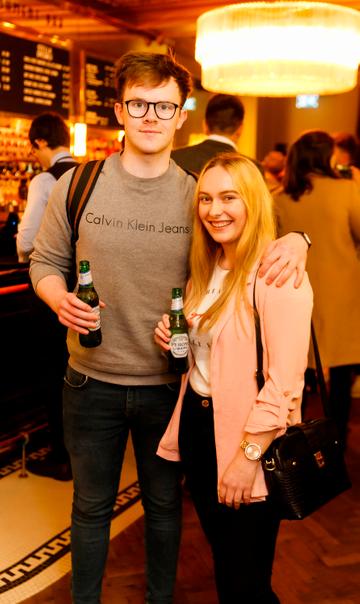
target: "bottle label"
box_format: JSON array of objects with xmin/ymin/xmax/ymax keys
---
[
  {"xmin": 171, "ymin": 297, "xmax": 183, "ymax": 311},
  {"xmin": 79, "ymin": 270, "xmax": 93, "ymax": 286},
  {"xmin": 170, "ymin": 333, "xmax": 189, "ymax": 358},
  {"xmin": 89, "ymin": 305, "xmax": 101, "ymax": 331}
]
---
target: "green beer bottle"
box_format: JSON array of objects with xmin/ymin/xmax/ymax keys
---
[
  {"xmin": 77, "ymin": 260, "xmax": 102, "ymax": 348},
  {"xmin": 168, "ymin": 287, "xmax": 189, "ymax": 374}
]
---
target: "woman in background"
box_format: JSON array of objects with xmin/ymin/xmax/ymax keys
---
[
  {"xmin": 275, "ymin": 130, "xmax": 360, "ymax": 447},
  {"xmin": 155, "ymin": 154, "xmax": 312, "ymax": 603}
]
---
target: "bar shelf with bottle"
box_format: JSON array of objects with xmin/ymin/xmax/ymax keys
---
[
  {"xmin": 84, "ymin": 126, "xmax": 124, "ymax": 160},
  {"xmin": 0, "ymin": 116, "xmax": 41, "ymax": 223}
]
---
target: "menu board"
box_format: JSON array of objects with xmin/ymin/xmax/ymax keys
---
[
  {"xmin": 85, "ymin": 56, "xmax": 118, "ymax": 128},
  {"xmin": 0, "ymin": 32, "xmax": 70, "ymax": 117}
]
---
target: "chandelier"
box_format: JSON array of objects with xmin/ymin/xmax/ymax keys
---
[{"xmin": 195, "ymin": 1, "xmax": 360, "ymax": 97}]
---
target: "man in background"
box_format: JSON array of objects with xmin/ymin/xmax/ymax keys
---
[
  {"xmin": 331, "ymin": 132, "xmax": 360, "ymax": 183},
  {"xmin": 171, "ymin": 93, "xmax": 261, "ymax": 174},
  {"xmin": 262, "ymin": 148, "xmax": 286, "ymax": 195},
  {"xmin": 19, "ymin": 111, "xmax": 77, "ymax": 481},
  {"xmin": 17, "ymin": 111, "xmax": 77, "ymax": 263}
]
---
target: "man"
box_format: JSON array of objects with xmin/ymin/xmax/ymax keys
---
[
  {"xmin": 19, "ymin": 112, "xmax": 77, "ymax": 481},
  {"xmin": 30, "ymin": 52, "xmax": 308, "ymax": 604},
  {"xmin": 262, "ymin": 149, "xmax": 286, "ymax": 195},
  {"xmin": 17, "ymin": 111, "xmax": 78, "ymax": 263},
  {"xmin": 171, "ymin": 93, "xmax": 261, "ymax": 174}
]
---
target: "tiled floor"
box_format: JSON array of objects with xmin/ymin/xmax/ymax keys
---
[
  {"xmin": 0, "ymin": 440, "xmax": 143, "ymax": 604},
  {"xmin": 2, "ymin": 395, "xmax": 360, "ymax": 604},
  {"xmin": 18, "ymin": 406, "xmax": 360, "ymax": 604}
]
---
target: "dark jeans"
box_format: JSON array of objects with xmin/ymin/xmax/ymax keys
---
[
  {"xmin": 179, "ymin": 387, "xmax": 281, "ymax": 604},
  {"xmin": 34, "ymin": 296, "xmax": 70, "ymax": 462},
  {"xmin": 304, "ymin": 365, "xmax": 353, "ymax": 447},
  {"xmin": 63, "ymin": 366, "xmax": 182, "ymax": 604},
  {"xmin": 329, "ymin": 365, "xmax": 353, "ymax": 446}
]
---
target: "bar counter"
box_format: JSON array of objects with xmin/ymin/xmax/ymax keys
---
[{"xmin": 1, "ymin": 259, "xmax": 62, "ymax": 445}]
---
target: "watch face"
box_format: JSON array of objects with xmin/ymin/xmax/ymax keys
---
[{"xmin": 245, "ymin": 443, "xmax": 262, "ymax": 461}]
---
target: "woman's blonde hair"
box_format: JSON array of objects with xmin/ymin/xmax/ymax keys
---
[{"xmin": 185, "ymin": 153, "xmax": 276, "ymax": 329}]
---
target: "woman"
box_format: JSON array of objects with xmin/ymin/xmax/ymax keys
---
[
  {"xmin": 154, "ymin": 153, "xmax": 313, "ymax": 603},
  {"xmin": 274, "ymin": 130, "xmax": 360, "ymax": 446}
]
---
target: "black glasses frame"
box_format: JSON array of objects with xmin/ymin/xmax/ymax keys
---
[{"xmin": 123, "ymin": 100, "xmax": 180, "ymax": 120}]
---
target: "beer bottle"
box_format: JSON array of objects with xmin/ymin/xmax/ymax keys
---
[
  {"xmin": 168, "ymin": 287, "xmax": 189, "ymax": 374},
  {"xmin": 77, "ymin": 260, "xmax": 102, "ymax": 348}
]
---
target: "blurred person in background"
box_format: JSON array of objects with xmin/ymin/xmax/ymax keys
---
[
  {"xmin": 332, "ymin": 132, "xmax": 360, "ymax": 397},
  {"xmin": 20, "ymin": 112, "xmax": 77, "ymax": 481},
  {"xmin": 172, "ymin": 94, "xmax": 262, "ymax": 175},
  {"xmin": 331, "ymin": 132, "xmax": 360, "ymax": 185},
  {"xmin": 262, "ymin": 149, "xmax": 286, "ymax": 195},
  {"xmin": 274, "ymin": 130, "xmax": 360, "ymax": 447},
  {"xmin": 16, "ymin": 111, "xmax": 77, "ymax": 263}
]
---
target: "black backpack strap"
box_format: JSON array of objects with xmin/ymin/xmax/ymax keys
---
[
  {"xmin": 47, "ymin": 160, "xmax": 79, "ymax": 180},
  {"xmin": 183, "ymin": 168, "xmax": 198, "ymax": 181},
  {"xmin": 66, "ymin": 159, "xmax": 105, "ymax": 244}
]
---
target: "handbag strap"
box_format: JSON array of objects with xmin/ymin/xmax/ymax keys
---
[
  {"xmin": 252, "ymin": 269, "xmax": 265, "ymax": 391},
  {"xmin": 310, "ymin": 323, "xmax": 331, "ymax": 417},
  {"xmin": 252, "ymin": 273, "xmax": 331, "ymax": 418}
]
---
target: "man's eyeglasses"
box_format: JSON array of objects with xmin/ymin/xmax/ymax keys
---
[{"xmin": 123, "ymin": 100, "xmax": 180, "ymax": 120}]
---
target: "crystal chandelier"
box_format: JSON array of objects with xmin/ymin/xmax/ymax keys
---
[{"xmin": 195, "ymin": 1, "xmax": 360, "ymax": 96}]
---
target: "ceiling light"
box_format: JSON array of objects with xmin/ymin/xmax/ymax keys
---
[
  {"xmin": 195, "ymin": 1, "xmax": 360, "ymax": 96},
  {"xmin": 72, "ymin": 123, "xmax": 87, "ymax": 157}
]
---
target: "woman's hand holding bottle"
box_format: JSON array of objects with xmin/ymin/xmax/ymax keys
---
[{"xmin": 154, "ymin": 314, "xmax": 171, "ymax": 351}]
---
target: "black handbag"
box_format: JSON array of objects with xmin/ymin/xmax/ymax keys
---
[{"xmin": 253, "ymin": 281, "xmax": 351, "ymax": 520}]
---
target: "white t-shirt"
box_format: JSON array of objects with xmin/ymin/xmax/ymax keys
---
[
  {"xmin": 16, "ymin": 151, "xmax": 74, "ymax": 262},
  {"xmin": 189, "ymin": 264, "xmax": 229, "ymax": 396}
]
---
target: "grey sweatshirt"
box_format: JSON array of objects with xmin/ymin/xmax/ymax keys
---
[{"xmin": 30, "ymin": 153, "xmax": 196, "ymax": 385}]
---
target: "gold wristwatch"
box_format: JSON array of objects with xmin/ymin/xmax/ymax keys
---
[{"xmin": 240, "ymin": 439, "xmax": 262, "ymax": 461}]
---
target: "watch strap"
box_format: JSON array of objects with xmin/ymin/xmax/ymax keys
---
[{"xmin": 293, "ymin": 231, "xmax": 312, "ymax": 248}]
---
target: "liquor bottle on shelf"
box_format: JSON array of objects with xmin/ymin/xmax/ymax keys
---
[
  {"xmin": 4, "ymin": 202, "xmax": 19, "ymax": 233},
  {"xmin": 18, "ymin": 177, "xmax": 28, "ymax": 203},
  {"xmin": 168, "ymin": 287, "xmax": 189, "ymax": 374},
  {"xmin": 76, "ymin": 260, "xmax": 102, "ymax": 348}
]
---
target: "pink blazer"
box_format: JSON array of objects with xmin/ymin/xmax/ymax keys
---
[{"xmin": 157, "ymin": 266, "xmax": 313, "ymax": 500}]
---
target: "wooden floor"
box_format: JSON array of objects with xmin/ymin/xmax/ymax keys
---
[{"xmin": 22, "ymin": 395, "xmax": 360, "ymax": 604}]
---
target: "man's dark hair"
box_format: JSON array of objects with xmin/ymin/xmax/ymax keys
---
[
  {"xmin": 283, "ymin": 130, "xmax": 337, "ymax": 201},
  {"xmin": 274, "ymin": 142, "xmax": 287, "ymax": 156},
  {"xmin": 333, "ymin": 132, "xmax": 358, "ymax": 162},
  {"xmin": 114, "ymin": 51, "xmax": 192, "ymax": 106},
  {"xmin": 29, "ymin": 112, "xmax": 70, "ymax": 149},
  {"xmin": 205, "ymin": 94, "xmax": 245, "ymax": 135}
]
